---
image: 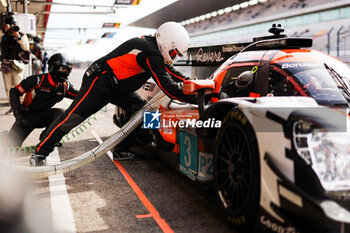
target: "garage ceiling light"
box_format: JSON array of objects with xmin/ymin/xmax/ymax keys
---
[
  {"xmin": 232, "ymin": 4, "xmax": 240, "ymax": 11},
  {"xmin": 181, "ymin": 0, "xmax": 269, "ymax": 26},
  {"xmin": 249, "ymin": 0, "xmax": 258, "ymax": 5},
  {"xmin": 240, "ymin": 2, "xmax": 249, "ymax": 8},
  {"xmin": 217, "ymin": 9, "xmax": 225, "ymax": 15}
]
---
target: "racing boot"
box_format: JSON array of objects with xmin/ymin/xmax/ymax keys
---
[
  {"xmin": 29, "ymin": 153, "xmax": 47, "ymax": 166},
  {"xmin": 112, "ymin": 146, "xmax": 145, "ymax": 161}
]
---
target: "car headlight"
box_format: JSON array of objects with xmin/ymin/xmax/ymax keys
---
[{"xmin": 293, "ymin": 120, "xmax": 350, "ymax": 191}]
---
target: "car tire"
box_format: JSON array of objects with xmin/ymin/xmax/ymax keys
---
[{"xmin": 214, "ymin": 109, "xmax": 260, "ymax": 231}]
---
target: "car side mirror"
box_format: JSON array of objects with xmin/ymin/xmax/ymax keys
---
[{"xmin": 183, "ymin": 79, "xmax": 215, "ymax": 95}]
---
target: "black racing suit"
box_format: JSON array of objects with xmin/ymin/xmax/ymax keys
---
[
  {"xmin": 36, "ymin": 35, "xmax": 196, "ymax": 156},
  {"xmin": 7, "ymin": 73, "xmax": 78, "ymax": 146}
]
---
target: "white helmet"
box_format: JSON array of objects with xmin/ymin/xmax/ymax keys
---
[{"xmin": 155, "ymin": 21, "xmax": 190, "ymax": 64}]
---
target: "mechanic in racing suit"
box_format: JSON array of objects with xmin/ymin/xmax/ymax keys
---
[
  {"xmin": 6, "ymin": 53, "xmax": 78, "ymax": 147},
  {"xmin": 29, "ymin": 21, "xmax": 197, "ymax": 166}
]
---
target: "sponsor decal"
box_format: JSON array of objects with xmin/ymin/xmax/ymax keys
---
[
  {"xmin": 198, "ymin": 152, "xmax": 213, "ymax": 179},
  {"xmin": 17, "ymin": 85, "xmax": 25, "ymax": 94},
  {"xmin": 143, "ymin": 111, "xmax": 221, "ymax": 129},
  {"xmin": 281, "ymin": 63, "xmax": 321, "ymax": 69},
  {"xmin": 222, "ymin": 45, "xmax": 245, "ymax": 53},
  {"xmin": 40, "ymin": 87, "xmax": 51, "ymax": 92},
  {"xmin": 256, "ymin": 40, "xmax": 286, "ymax": 47},
  {"xmin": 195, "ymin": 48, "xmax": 224, "ymax": 63},
  {"xmin": 260, "ymin": 216, "xmax": 298, "ymax": 233}
]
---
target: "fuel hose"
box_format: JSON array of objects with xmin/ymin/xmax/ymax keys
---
[{"xmin": 11, "ymin": 92, "xmax": 167, "ymax": 178}]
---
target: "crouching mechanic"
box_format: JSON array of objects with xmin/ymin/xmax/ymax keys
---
[
  {"xmin": 30, "ymin": 21, "xmax": 197, "ymax": 166},
  {"xmin": 7, "ymin": 53, "xmax": 78, "ymax": 147}
]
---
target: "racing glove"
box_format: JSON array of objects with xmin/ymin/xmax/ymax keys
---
[{"xmin": 13, "ymin": 109, "xmax": 28, "ymax": 128}]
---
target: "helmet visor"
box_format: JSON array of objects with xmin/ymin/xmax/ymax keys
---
[
  {"xmin": 58, "ymin": 65, "xmax": 72, "ymax": 76},
  {"xmin": 169, "ymin": 48, "xmax": 183, "ymax": 61}
]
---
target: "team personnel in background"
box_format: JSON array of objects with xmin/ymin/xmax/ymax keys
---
[
  {"xmin": 6, "ymin": 53, "xmax": 78, "ymax": 147},
  {"xmin": 30, "ymin": 35, "xmax": 44, "ymax": 75},
  {"xmin": 0, "ymin": 12, "xmax": 30, "ymax": 114},
  {"xmin": 30, "ymin": 21, "xmax": 196, "ymax": 166},
  {"xmin": 42, "ymin": 51, "xmax": 48, "ymax": 73}
]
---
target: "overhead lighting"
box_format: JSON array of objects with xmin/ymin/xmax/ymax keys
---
[
  {"xmin": 199, "ymin": 15, "xmax": 206, "ymax": 21},
  {"xmin": 232, "ymin": 4, "xmax": 240, "ymax": 10},
  {"xmin": 259, "ymin": 0, "xmax": 268, "ymax": 2},
  {"xmin": 224, "ymin": 6, "xmax": 232, "ymax": 13},
  {"xmin": 217, "ymin": 9, "xmax": 225, "ymax": 15},
  {"xmin": 211, "ymin": 11, "xmax": 218, "ymax": 17},
  {"xmin": 205, "ymin": 13, "xmax": 211, "ymax": 19},
  {"xmin": 240, "ymin": 2, "xmax": 249, "ymax": 8},
  {"xmin": 190, "ymin": 18, "xmax": 196, "ymax": 23},
  {"xmin": 195, "ymin": 16, "xmax": 200, "ymax": 22},
  {"xmin": 249, "ymin": 0, "xmax": 258, "ymax": 5}
]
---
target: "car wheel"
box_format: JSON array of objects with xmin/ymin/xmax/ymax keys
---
[{"xmin": 214, "ymin": 110, "xmax": 260, "ymax": 231}]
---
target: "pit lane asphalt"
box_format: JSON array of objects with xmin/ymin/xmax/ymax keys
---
[{"xmin": 0, "ymin": 68, "xmax": 235, "ymax": 233}]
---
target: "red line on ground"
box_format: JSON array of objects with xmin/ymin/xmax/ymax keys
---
[
  {"xmin": 90, "ymin": 130, "xmax": 174, "ymax": 233},
  {"xmin": 113, "ymin": 160, "xmax": 174, "ymax": 233},
  {"xmin": 136, "ymin": 214, "xmax": 153, "ymax": 219}
]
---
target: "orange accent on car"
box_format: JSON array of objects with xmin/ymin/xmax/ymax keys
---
[
  {"xmin": 225, "ymin": 62, "xmax": 260, "ymax": 70},
  {"xmin": 272, "ymin": 66, "xmax": 307, "ymax": 96},
  {"xmin": 211, "ymin": 97, "xmax": 219, "ymax": 103},
  {"xmin": 249, "ymin": 92, "xmax": 261, "ymax": 97},
  {"xmin": 183, "ymin": 79, "xmax": 215, "ymax": 95},
  {"xmin": 271, "ymin": 49, "xmax": 317, "ymax": 64},
  {"xmin": 198, "ymin": 139, "xmax": 205, "ymax": 152},
  {"xmin": 213, "ymin": 70, "xmax": 227, "ymax": 93}
]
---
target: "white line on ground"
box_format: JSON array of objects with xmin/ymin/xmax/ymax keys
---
[
  {"xmin": 90, "ymin": 130, "xmax": 113, "ymax": 159},
  {"xmin": 48, "ymin": 148, "xmax": 77, "ymax": 233}
]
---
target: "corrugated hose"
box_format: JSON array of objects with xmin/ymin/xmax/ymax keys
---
[{"xmin": 11, "ymin": 92, "xmax": 167, "ymax": 178}]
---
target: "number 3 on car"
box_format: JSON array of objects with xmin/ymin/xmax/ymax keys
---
[{"xmin": 179, "ymin": 131, "xmax": 198, "ymax": 180}]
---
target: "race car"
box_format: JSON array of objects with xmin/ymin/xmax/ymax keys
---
[{"xmin": 115, "ymin": 25, "xmax": 350, "ymax": 233}]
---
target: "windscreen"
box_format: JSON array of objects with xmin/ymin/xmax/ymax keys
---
[{"xmin": 271, "ymin": 54, "xmax": 350, "ymax": 106}]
